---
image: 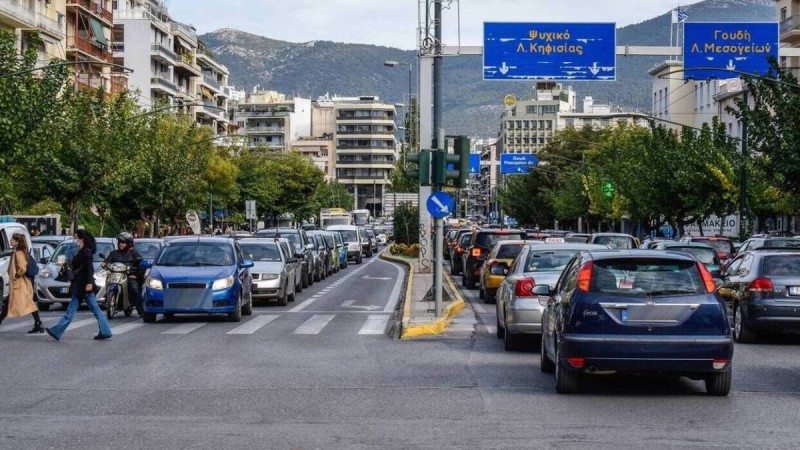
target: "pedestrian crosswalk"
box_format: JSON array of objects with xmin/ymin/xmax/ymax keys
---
[{"xmin": 0, "ymin": 311, "xmax": 394, "ymax": 338}]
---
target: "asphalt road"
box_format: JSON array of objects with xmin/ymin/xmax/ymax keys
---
[{"xmin": 2, "ymin": 252, "xmax": 800, "ymax": 449}]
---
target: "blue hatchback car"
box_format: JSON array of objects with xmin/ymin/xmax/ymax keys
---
[
  {"xmin": 539, "ymin": 250, "xmax": 733, "ymax": 395},
  {"xmin": 141, "ymin": 237, "xmax": 254, "ymax": 323}
]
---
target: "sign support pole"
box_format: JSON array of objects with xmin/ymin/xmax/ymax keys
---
[{"xmin": 432, "ymin": 0, "xmax": 444, "ymax": 317}]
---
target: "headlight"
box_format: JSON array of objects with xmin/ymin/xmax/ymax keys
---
[
  {"xmin": 212, "ymin": 275, "xmax": 235, "ymax": 291},
  {"xmin": 39, "ymin": 269, "xmax": 53, "ymax": 279},
  {"xmin": 94, "ymin": 272, "xmax": 106, "ymax": 288},
  {"xmin": 146, "ymin": 277, "xmax": 163, "ymax": 290},
  {"xmin": 261, "ymin": 273, "xmax": 279, "ymax": 280}
]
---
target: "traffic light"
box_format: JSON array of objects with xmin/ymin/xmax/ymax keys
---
[
  {"xmin": 432, "ymin": 136, "xmax": 471, "ymax": 188},
  {"xmin": 407, "ymin": 150, "xmax": 432, "ymax": 186}
]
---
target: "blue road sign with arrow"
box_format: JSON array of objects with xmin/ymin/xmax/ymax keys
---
[
  {"xmin": 683, "ymin": 22, "xmax": 778, "ymax": 80},
  {"xmin": 470, "ymin": 154, "xmax": 480, "ymax": 175},
  {"xmin": 426, "ymin": 192, "xmax": 455, "ymax": 219},
  {"xmin": 500, "ymin": 154, "xmax": 539, "ymax": 175}
]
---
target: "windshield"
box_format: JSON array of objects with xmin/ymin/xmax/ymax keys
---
[
  {"xmin": 495, "ymin": 243, "xmax": 525, "ymax": 259},
  {"xmin": 156, "ymin": 242, "xmax": 235, "ymax": 267},
  {"xmin": 671, "ymin": 247, "xmax": 717, "ymax": 264},
  {"xmin": 338, "ymin": 230, "xmax": 358, "ymax": 242},
  {"xmin": 135, "ymin": 242, "xmax": 162, "ymax": 259},
  {"xmin": 477, "ymin": 233, "xmax": 525, "ymax": 249},
  {"xmin": 259, "ymin": 232, "xmax": 302, "ymax": 251},
  {"xmin": 322, "ymin": 234, "xmax": 335, "ymax": 247},
  {"xmin": 691, "ymin": 239, "xmax": 734, "ymax": 257},
  {"xmin": 240, "ymin": 243, "xmax": 282, "ymax": 262},
  {"xmin": 591, "ymin": 258, "xmax": 705, "ymax": 296},
  {"xmin": 592, "ymin": 236, "xmax": 634, "ymax": 249},
  {"xmin": 525, "ymin": 250, "xmax": 580, "ymax": 272},
  {"xmin": 757, "ymin": 239, "xmax": 800, "ymax": 250},
  {"xmin": 52, "ymin": 241, "xmax": 115, "ymax": 263},
  {"xmin": 762, "ymin": 255, "xmax": 800, "ymax": 276}
]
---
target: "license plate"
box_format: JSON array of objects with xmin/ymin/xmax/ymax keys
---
[
  {"xmin": 59, "ymin": 287, "xmax": 69, "ymax": 294},
  {"xmin": 789, "ymin": 287, "xmax": 800, "ymax": 296},
  {"xmin": 621, "ymin": 310, "xmax": 628, "ymax": 321}
]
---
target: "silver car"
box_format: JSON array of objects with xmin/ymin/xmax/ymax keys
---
[
  {"xmin": 239, "ymin": 239, "xmax": 296, "ymax": 306},
  {"xmin": 35, "ymin": 237, "xmax": 117, "ymax": 310},
  {"xmin": 495, "ymin": 243, "xmax": 608, "ymax": 351},
  {"xmin": 275, "ymin": 237, "xmax": 304, "ymax": 294}
]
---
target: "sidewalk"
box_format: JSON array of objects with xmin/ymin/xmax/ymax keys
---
[{"xmin": 380, "ymin": 252, "xmax": 475, "ymax": 339}]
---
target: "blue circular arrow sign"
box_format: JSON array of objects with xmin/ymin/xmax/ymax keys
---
[{"xmin": 426, "ymin": 192, "xmax": 455, "ymax": 219}]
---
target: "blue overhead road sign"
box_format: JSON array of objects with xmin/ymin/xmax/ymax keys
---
[
  {"xmin": 683, "ymin": 22, "xmax": 778, "ymax": 80},
  {"xmin": 470, "ymin": 154, "xmax": 480, "ymax": 175},
  {"xmin": 484, "ymin": 22, "xmax": 616, "ymax": 81},
  {"xmin": 500, "ymin": 154, "xmax": 539, "ymax": 175},
  {"xmin": 426, "ymin": 192, "xmax": 455, "ymax": 219}
]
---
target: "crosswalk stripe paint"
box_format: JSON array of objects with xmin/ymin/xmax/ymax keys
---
[
  {"xmin": 162, "ymin": 322, "xmax": 208, "ymax": 335},
  {"xmin": 227, "ymin": 315, "xmax": 280, "ymax": 335},
  {"xmin": 358, "ymin": 315, "xmax": 389, "ymax": 335},
  {"xmin": 293, "ymin": 314, "xmax": 334, "ymax": 335},
  {"xmin": 61, "ymin": 318, "xmax": 98, "ymax": 332},
  {"xmin": 0, "ymin": 317, "xmax": 56, "ymax": 333},
  {"xmin": 111, "ymin": 322, "xmax": 144, "ymax": 335}
]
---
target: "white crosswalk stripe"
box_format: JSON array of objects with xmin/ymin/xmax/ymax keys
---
[
  {"xmin": 111, "ymin": 322, "xmax": 145, "ymax": 335},
  {"xmin": 227, "ymin": 315, "xmax": 280, "ymax": 335},
  {"xmin": 162, "ymin": 322, "xmax": 208, "ymax": 335},
  {"xmin": 294, "ymin": 314, "xmax": 334, "ymax": 335},
  {"xmin": 62, "ymin": 318, "xmax": 99, "ymax": 332},
  {"xmin": 358, "ymin": 315, "xmax": 389, "ymax": 335}
]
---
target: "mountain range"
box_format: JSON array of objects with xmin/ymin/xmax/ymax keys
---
[{"xmin": 199, "ymin": 0, "xmax": 776, "ymax": 137}]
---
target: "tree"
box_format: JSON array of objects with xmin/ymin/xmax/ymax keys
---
[
  {"xmin": 392, "ymin": 202, "xmax": 419, "ymax": 245},
  {"xmin": 314, "ymin": 181, "xmax": 354, "ymax": 209},
  {"xmin": 389, "ymin": 98, "xmax": 419, "ymax": 193},
  {"xmin": 236, "ymin": 149, "xmax": 282, "ymax": 219},
  {"xmin": 260, "ymin": 152, "xmax": 325, "ymax": 224}
]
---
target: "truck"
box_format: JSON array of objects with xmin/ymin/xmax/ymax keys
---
[
  {"xmin": 319, "ymin": 208, "xmax": 352, "ymax": 228},
  {"xmin": 351, "ymin": 209, "xmax": 372, "ymax": 226},
  {"xmin": 0, "ymin": 214, "xmax": 61, "ymax": 235}
]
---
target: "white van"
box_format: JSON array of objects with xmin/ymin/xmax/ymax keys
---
[
  {"xmin": 0, "ymin": 222, "xmax": 32, "ymax": 302},
  {"xmin": 326, "ymin": 225, "xmax": 363, "ymax": 264}
]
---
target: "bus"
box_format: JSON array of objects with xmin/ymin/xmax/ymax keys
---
[{"xmin": 351, "ymin": 209, "xmax": 372, "ymax": 226}]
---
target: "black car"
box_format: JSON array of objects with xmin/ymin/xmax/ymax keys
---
[
  {"xmin": 255, "ymin": 228, "xmax": 315, "ymax": 288},
  {"xmin": 461, "ymin": 228, "xmax": 528, "ymax": 289},
  {"xmin": 307, "ymin": 232, "xmax": 334, "ymax": 279},
  {"xmin": 450, "ymin": 232, "xmax": 473, "ymax": 276}
]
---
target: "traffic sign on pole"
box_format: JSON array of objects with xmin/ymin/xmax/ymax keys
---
[
  {"xmin": 500, "ymin": 154, "xmax": 539, "ymax": 175},
  {"xmin": 484, "ymin": 22, "xmax": 616, "ymax": 81},
  {"xmin": 426, "ymin": 192, "xmax": 455, "ymax": 219},
  {"xmin": 683, "ymin": 22, "xmax": 779, "ymax": 80},
  {"xmin": 469, "ymin": 154, "xmax": 480, "ymax": 176}
]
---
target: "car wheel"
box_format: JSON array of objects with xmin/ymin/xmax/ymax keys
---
[
  {"xmin": 540, "ymin": 334, "xmax": 555, "ymax": 373},
  {"xmin": 705, "ymin": 365, "xmax": 732, "ymax": 396},
  {"xmin": 164, "ymin": 313, "xmax": 174, "ymax": 321},
  {"xmin": 479, "ymin": 286, "xmax": 485, "ymax": 300},
  {"xmin": 486, "ymin": 289, "xmax": 496, "ymax": 304},
  {"xmin": 466, "ymin": 274, "xmax": 477, "ymax": 290},
  {"xmin": 242, "ymin": 292, "xmax": 254, "ymax": 315},
  {"xmin": 555, "ymin": 344, "xmax": 581, "ymax": 394},
  {"xmin": 357, "ymin": 255, "xmax": 363, "ymax": 264},
  {"xmin": 450, "ymin": 261, "xmax": 458, "ymax": 275},
  {"xmin": 503, "ymin": 309, "xmax": 521, "ymax": 351},
  {"xmin": 288, "ymin": 282, "xmax": 296, "ymax": 302},
  {"xmin": 301, "ymin": 269, "xmax": 309, "ymax": 288},
  {"xmin": 142, "ymin": 312, "xmax": 157, "ymax": 323},
  {"xmin": 37, "ymin": 302, "xmax": 50, "ymax": 312},
  {"xmin": 734, "ymin": 303, "xmax": 756, "ymax": 343},
  {"xmin": 496, "ymin": 313, "xmax": 505, "ymax": 339},
  {"xmin": 277, "ymin": 284, "xmax": 288, "ymax": 306},
  {"xmin": 228, "ymin": 295, "xmax": 242, "ymax": 322}
]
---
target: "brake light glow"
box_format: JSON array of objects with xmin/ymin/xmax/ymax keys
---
[
  {"xmin": 456, "ymin": 247, "xmax": 464, "ymax": 254},
  {"xmin": 472, "ymin": 248, "xmax": 481, "ymax": 257},
  {"xmin": 576, "ymin": 262, "xmax": 593, "ymax": 292},
  {"xmin": 696, "ymin": 262, "xmax": 717, "ymax": 293},
  {"xmin": 712, "ymin": 359, "xmax": 728, "ymax": 370},
  {"xmin": 567, "ymin": 357, "xmax": 585, "ymax": 369},
  {"xmin": 514, "ymin": 277, "xmax": 536, "ymax": 297},
  {"xmin": 748, "ymin": 278, "xmax": 773, "ymax": 292}
]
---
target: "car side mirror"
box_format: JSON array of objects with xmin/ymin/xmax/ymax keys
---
[
  {"xmin": 140, "ymin": 259, "xmax": 153, "ymax": 269},
  {"xmin": 489, "ymin": 263, "xmax": 508, "ymax": 275},
  {"xmin": 241, "ymin": 259, "xmax": 254, "ymax": 269},
  {"xmin": 306, "ymin": 243, "xmax": 315, "ymax": 250},
  {"xmin": 295, "ymin": 252, "xmax": 304, "ymax": 259},
  {"xmin": 98, "ymin": 253, "xmax": 106, "ymax": 259},
  {"xmin": 532, "ymin": 284, "xmax": 552, "ymax": 296},
  {"xmin": 40, "ymin": 257, "xmax": 49, "ymax": 264}
]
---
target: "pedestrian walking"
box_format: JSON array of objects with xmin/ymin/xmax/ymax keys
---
[
  {"xmin": 45, "ymin": 229, "xmax": 112, "ymax": 341},
  {"xmin": 0, "ymin": 233, "xmax": 44, "ymax": 333}
]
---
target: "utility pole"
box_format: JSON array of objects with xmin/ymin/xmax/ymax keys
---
[
  {"xmin": 739, "ymin": 90, "xmax": 748, "ymax": 239},
  {"xmin": 432, "ymin": 0, "xmax": 444, "ymax": 318}
]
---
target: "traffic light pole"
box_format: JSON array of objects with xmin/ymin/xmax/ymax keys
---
[{"xmin": 433, "ymin": 0, "xmax": 444, "ymax": 318}]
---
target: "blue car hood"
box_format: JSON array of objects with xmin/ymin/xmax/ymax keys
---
[{"xmin": 151, "ymin": 265, "xmax": 233, "ymax": 283}]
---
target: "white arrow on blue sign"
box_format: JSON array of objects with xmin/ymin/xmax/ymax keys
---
[
  {"xmin": 470, "ymin": 154, "xmax": 480, "ymax": 174},
  {"xmin": 426, "ymin": 192, "xmax": 455, "ymax": 219},
  {"xmin": 500, "ymin": 153, "xmax": 539, "ymax": 175}
]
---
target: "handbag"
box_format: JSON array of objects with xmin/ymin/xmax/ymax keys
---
[{"xmin": 55, "ymin": 263, "xmax": 75, "ymax": 283}]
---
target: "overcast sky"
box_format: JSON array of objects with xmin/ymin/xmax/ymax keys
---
[{"xmin": 168, "ymin": 0, "xmax": 705, "ymax": 50}]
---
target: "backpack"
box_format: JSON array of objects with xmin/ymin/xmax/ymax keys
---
[{"xmin": 25, "ymin": 253, "xmax": 39, "ymax": 279}]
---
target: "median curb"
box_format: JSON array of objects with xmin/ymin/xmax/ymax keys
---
[{"xmin": 380, "ymin": 252, "xmax": 466, "ymax": 339}]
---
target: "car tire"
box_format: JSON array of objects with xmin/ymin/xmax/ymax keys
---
[
  {"xmin": 301, "ymin": 269, "xmax": 309, "ymax": 288},
  {"xmin": 37, "ymin": 302, "xmax": 50, "ymax": 312},
  {"xmin": 242, "ymin": 292, "xmax": 253, "ymax": 315},
  {"xmin": 228, "ymin": 296, "xmax": 242, "ymax": 322},
  {"xmin": 705, "ymin": 365, "xmax": 732, "ymax": 396},
  {"xmin": 142, "ymin": 312, "xmax": 157, "ymax": 323},
  {"xmin": 288, "ymin": 283, "xmax": 296, "ymax": 302},
  {"xmin": 277, "ymin": 284, "xmax": 288, "ymax": 306},
  {"xmin": 555, "ymin": 345, "xmax": 581, "ymax": 394},
  {"xmin": 496, "ymin": 313, "xmax": 505, "ymax": 339},
  {"xmin": 466, "ymin": 273, "xmax": 477, "ymax": 290},
  {"xmin": 486, "ymin": 290, "xmax": 496, "ymax": 304},
  {"xmin": 450, "ymin": 261, "xmax": 458, "ymax": 275},
  {"xmin": 540, "ymin": 335, "xmax": 555, "ymax": 373},
  {"xmin": 734, "ymin": 303, "xmax": 756, "ymax": 343},
  {"xmin": 479, "ymin": 287, "xmax": 485, "ymax": 300},
  {"xmin": 357, "ymin": 255, "xmax": 363, "ymax": 265}
]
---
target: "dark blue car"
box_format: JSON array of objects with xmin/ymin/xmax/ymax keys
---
[
  {"xmin": 539, "ymin": 250, "xmax": 733, "ymax": 395},
  {"xmin": 141, "ymin": 237, "xmax": 254, "ymax": 323}
]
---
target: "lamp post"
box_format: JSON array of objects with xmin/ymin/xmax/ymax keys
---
[{"xmin": 384, "ymin": 60, "xmax": 414, "ymax": 110}]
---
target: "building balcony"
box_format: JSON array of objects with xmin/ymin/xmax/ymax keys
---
[
  {"xmin": 111, "ymin": 73, "xmax": 128, "ymax": 93},
  {"xmin": 67, "ymin": 0, "xmax": 113, "ymax": 26},
  {"xmin": 111, "ymin": 41, "xmax": 124, "ymax": 53},
  {"xmin": 200, "ymin": 74, "xmax": 221, "ymax": 92},
  {"xmin": 175, "ymin": 86, "xmax": 195, "ymax": 102},
  {"xmin": 170, "ymin": 22, "xmax": 197, "ymax": 44},
  {"xmin": 151, "ymin": 43, "xmax": 177, "ymax": 64},
  {"xmin": 246, "ymin": 126, "xmax": 284, "ymax": 134},
  {"xmin": 151, "ymin": 74, "xmax": 178, "ymax": 95},
  {"xmin": 175, "ymin": 54, "xmax": 202, "ymax": 76},
  {"xmin": 0, "ymin": 2, "xmax": 35, "ymax": 28},
  {"xmin": 35, "ymin": 13, "xmax": 65, "ymax": 40},
  {"xmin": 114, "ymin": 8, "xmax": 170, "ymax": 32},
  {"xmin": 781, "ymin": 16, "xmax": 800, "ymax": 41},
  {"xmin": 66, "ymin": 34, "xmax": 111, "ymax": 63},
  {"xmin": 236, "ymin": 110, "xmax": 290, "ymax": 118}
]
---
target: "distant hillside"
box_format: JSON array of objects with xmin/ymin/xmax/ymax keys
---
[{"xmin": 201, "ymin": 0, "xmax": 776, "ymax": 137}]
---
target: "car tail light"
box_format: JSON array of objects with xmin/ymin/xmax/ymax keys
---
[
  {"xmin": 748, "ymin": 278, "xmax": 773, "ymax": 292},
  {"xmin": 717, "ymin": 252, "xmax": 730, "ymax": 260},
  {"xmin": 471, "ymin": 248, "xmax": 481, "ymax": 257},
  {"xmin": 456, "ymin": 247, "xmax": 464, "ymax": 254},
  {"xmin": 712, "ymin": 358, "xmax": 728, "ymax": 370},
  {"xmin": 514, "ymin": 277, "xmax": 535, "ymax": 297},
  {"xmin": 696, "ymin": 262, "xmax": 717, "ymax": 293},
  {"xmin": 576, "ymin": 261, "xmax": 593, "ymax": 292},
  {"xmin": 567, "ymin": 357, "xmax": 585, "ymax": 369}
]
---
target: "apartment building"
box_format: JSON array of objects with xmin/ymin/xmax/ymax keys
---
[
  {"xmin": 500, "ymin": 82, "xmax": 576, "ymax": 154},
  {"xmin": 65, "ymin": 0, "xmax": 119, "ymax": 93},
  {"xmin": 648, "ymin": 60, "xmax": 696, "ymax": 131},
  {"xmin": 195, "ymin": 38, "xmax": 229, "ymax": 135},
  {"xmin": 778, "ymin": 0, "xmax": 800, "ymax": 71},
  {"xmin": 234, "ymin": 90, "xmax": 311, "ymax": 151},
  {"xmin": 0, "ymin": 0, "xmax": 67, "ymax": 63}
]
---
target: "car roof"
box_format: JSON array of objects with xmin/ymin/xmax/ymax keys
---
[
  {"xmin": 585, "ymin": 249, "xmax": 697, "ymax": 262},
  {"xmin": 528, "ymin": 243, "xmax": 609, "ymax": 251},
  {"xmin": 256, "ymin": 228, "xmax": 299, "ymax": 233},
  {"xmin": 164, "ymin": 236, "xmax": 233, "ymax": 244},
  {"xmin": 237, "ymin": 238, "xmax": 279, "ymax": 245},
  {"xmin": 475, "ymin": 228, "xmax": 525, "ymax": 234},
  {"xmin": 660, "ymin": 242, "xmax": 715, "ymax": 249},
  {"xmin": 687, "ymin": 236, "xmax": 731, "ymax": 241},
  {"xmin": 590, "ymin": 233, "xmax": 634, "ymax": 237}
]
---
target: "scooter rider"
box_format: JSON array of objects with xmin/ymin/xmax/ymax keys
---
[{"xmin": 105, "ymin": 232, "xmax": 144, "ymax": 317}]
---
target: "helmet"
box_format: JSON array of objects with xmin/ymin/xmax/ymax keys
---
[{"xmin": 117, "ymin": 232, "xmax": 134, "ymax": 246}]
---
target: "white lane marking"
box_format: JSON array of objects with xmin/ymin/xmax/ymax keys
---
[
  {"xmin": 1, "ymin": 317, "xmax": 55, "ymax": 332},
  {"xmin": 293, "ymin": 314, "xmax": 335, "ymax": 335},
  {"xmin": 358, "ymin": 315, "xmax": 390, "ymax": 335},
  {"xmin": 375, "ymin": 255, "xmax": 405, "ymax": 312},
  {"xmin": 472, "ymin": 301, "xmax": 487, "ymax": 314},
  {"xmin": 289, "ymin": 259, "xmax": 375, "ymax": 312},
  {"xmin": 486, "ymin": 325, "xmax": 497, "ymax": 335},
  {"xmin": 111, "ymin": 322, "xmax": 144, "ymax": 335},
  {"xmin": 227, "ymin": 315, "xmax": 280, "ymax": 335},
  {"xmin": 60, "ymin": 318, "xmax": 98, "ymax": 332},
  {"xmin": 162, "ymin": 322, "xmax": 208, "ymax": 335}
]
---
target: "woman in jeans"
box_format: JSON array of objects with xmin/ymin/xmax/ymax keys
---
[
  {"xmin": 0, "ymin": 233, "xmax": 44, "ymax": 333},
  {"xmin": 46, "ymin": 229, "xmax": 112, "ymax": 341}
]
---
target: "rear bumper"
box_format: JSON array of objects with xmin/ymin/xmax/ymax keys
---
[
  {"xmin": 561, "ymin": 334, "xmax": 734, "ymax": 373},
  {"xmin": 483, "ymin": 274, "xmax": 504, "ymax": 290}
]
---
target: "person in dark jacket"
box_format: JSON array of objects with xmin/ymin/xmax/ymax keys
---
[
  {"xmin": 46, "ymin": 230, "xmax": 112, "ymax": 341},
  {"xmin": 104, "ymin": 232, "xmax": 144, "ymax": 316}
]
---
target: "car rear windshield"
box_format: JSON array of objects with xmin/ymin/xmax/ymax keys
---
[
  {"xmin": 591, "ymin": 258, "xmax": 705, "ymax": 296},
  {"xmin": 240, "ymin": 243, "xmax": 282, "ymax": 262},
  {"xmin": 53, "ymin": 242, "xmax": 115, "ymax": 263},
  {"xmin": 592, "ymin": 236, "xmax": 634, "ymax": 249},
  {"xmin": 338, "ymin": 230, "xmax": 358, "ymax": 242},
  {"xmin": 495, "ymin": 243, "xmax": 525, "ymax": 259},
  {"xmin": 671, "ymin": 247, "xmax": 717, "ymax": 264},
  {"xmin": 157, "ymin": 242, "xmax": 234, "ymax": 267},
  {"xmin": 691, "ymin": 239, "xmax": 734, "ymax": 256},
  {"xmin": 525, "ymin": 250, "xmax": 580, "ymax": 272},
  {"xmin": 259, "ymin": 232, "xmax": 301, "ymax": 250},
  {"xmin": 762, "ymin": 255, "xmax": 800, "ymax": 276},
  {"xmin": 476, "ymin": 233, "xmax": 525, "ymax": 249},
  {"xmin": 564, "ymin": 236, "xmax": 590, "ymax": 243},
  {"xmin": 135, "ymin": 242, "xmax": 162, "ymax": 259},
  {"xmin": 757, "ymin": 239, "xmax": 800, "ymax": 250}
]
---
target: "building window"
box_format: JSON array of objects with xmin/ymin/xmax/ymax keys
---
[
  {"xmin": 539, "ymin": 105, "xmax": 557, "ymax": 115},
  {"xmin": 565, "ymin": 118, "xmax": 574, "ymax": 127},
  {"xmin": 526, "ymin": 105, "xmax": 536, "ymax": 114},
  {"xmin": 545, "ymin": 120, "xmax": 552, "ymax": 130},
  {"xmin": 781, "ymin": 7, "xmax": 788, "ymax": 22}
]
